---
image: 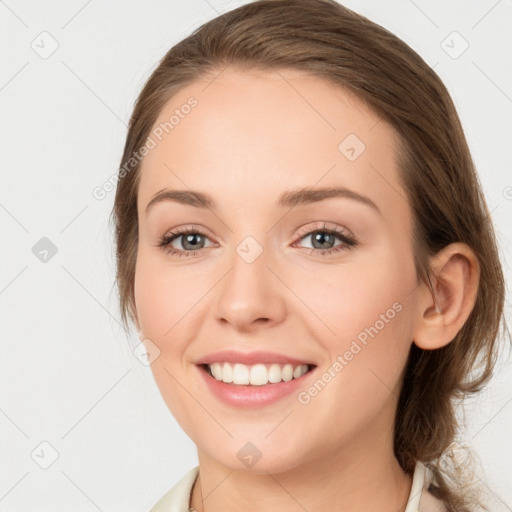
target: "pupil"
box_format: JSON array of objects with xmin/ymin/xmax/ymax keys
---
[
  {"xmin": 313, "ymin": 232, "xmax": 333, "ymax": 249},
  {"xmin": 183, "ymin": 234, "xmax": 203, "ymax": 250}
]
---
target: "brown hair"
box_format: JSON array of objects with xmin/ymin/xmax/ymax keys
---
[{"xmin": 111, "ymin": 0, "xmax": 509, "ymax": 509}]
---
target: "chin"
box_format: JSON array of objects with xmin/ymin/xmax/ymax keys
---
[{"xmin": 198, "ymin": 436, "xmax": 311, "ymax": 475}]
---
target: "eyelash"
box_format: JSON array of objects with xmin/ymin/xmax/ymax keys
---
[{"xmin": 156, "ymin": 222, "xmax": 358, "ymax": 259}]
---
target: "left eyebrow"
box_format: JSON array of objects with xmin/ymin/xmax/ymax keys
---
[
  {"xmin": 145, "ymin": 185, "xmax": 381, "ymax": 216},
  {"xmin": 278, "ymin": 186, "xmax": 381, "ymax": 215}
]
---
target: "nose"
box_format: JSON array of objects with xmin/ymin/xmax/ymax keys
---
[{"xmin": 214, "ymin": 240, "xmax": 287, "ymax": 333}]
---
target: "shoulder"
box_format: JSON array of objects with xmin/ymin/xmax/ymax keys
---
[{"xmin": 148, "ymin": 466, "xmax": 199, "ymax": 512}]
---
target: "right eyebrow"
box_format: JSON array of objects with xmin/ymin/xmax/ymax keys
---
[{"xmin": 145, "ymin": 189, "xmax": 214, "ymax": 214}]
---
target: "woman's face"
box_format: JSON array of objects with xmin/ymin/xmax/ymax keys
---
[{"xmin": 134, "ymin": 67, "xmax": 422, "ymax": 473}]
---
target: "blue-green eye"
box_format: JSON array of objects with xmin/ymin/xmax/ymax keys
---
[
  {"xmin": 157, "ymin": 227, "xmax": 214, "ymax": 257},
  {"xmin": 293, "ymin": 224, "xmax": 358, "ymax": 256},
  {"xmin": 298, "ymin": 230, "xmax": 354, "ymax": 250}
]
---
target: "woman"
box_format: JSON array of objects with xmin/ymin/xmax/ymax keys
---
[{"xmin": 111, "ymin": 0, "xmax": 508, "ymax": 510}]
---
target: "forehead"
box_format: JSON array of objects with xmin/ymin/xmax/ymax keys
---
[{"xmin": 138, "ymin": 66, "xmax": 407, "ymax": 221}]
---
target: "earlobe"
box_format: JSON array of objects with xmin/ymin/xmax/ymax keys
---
[{"xmin": 413, "ymin": 242, "xmax": 480, "ymax": 350}]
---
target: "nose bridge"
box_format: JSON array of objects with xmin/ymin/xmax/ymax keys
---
[{"xmin": 214, "ymin": 231, "xmax": 286, "ymax": 329}]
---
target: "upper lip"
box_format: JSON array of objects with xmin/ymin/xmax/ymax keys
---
[{"xmin": 195, "ymin": 350, "xmax": 316, "ymax": 367}]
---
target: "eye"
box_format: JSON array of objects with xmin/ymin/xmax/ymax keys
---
[
  {"xmin": 156, "ymin": 226, "xmax": 215, "ymax": 258},
  {"xmin": 293, "ymin": 222, "xmax": 358, "ymax": 256}
]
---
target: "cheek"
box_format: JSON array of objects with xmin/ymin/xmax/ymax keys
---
[
  {"xmin": 294, "ymin": 244, "xmax": 416, "ymax": 391},
  {"xmin": 134, "ymin": 251, "xmax": 204, "ymax": 427},
  {"xmin": 134, "ymin": 255, "xmax": 167, "ymax": 337},
  {"xmin": 295, "ymin": 263, "xmax": 415, "ymax": 439},
  {"xmin": 134, "ymin": 249, "xmax": 200, "ymax": 341},
  {"xmin": 295, "ymin": 247, "xmax": 414, "ymax": 342}
]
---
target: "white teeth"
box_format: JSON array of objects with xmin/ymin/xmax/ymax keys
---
[
  {"xmin": 210, "ymin": 363, "xmax": 222, "ymax": 380},
  {"xmin": 206, "ymin": 362, "xmax": 310, "ymax": 385},
  {"xmin": 250, "ymin": 364, "xmax": 267, "ymax": 386},
  {"xmin": 282, "ymin": 364, "xmax": 293, "ymax": 382},
  {"xmin": 233, "ymin": 363, "xmax": 249, "ymax": 385},
  {"xmin": 221, "ymin": 362, "xmax": 233, "ymax": 383},
  {"xmin": 268, "ymin": 363, "xmax": 282, "ymax": 383}
]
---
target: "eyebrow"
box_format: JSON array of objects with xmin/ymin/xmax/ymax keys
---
[{"xmin": 145, "ymin": 186, "xmax": 381, "ymax": 215}]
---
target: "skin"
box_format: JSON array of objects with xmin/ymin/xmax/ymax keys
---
[{"xmin": 133, "ymin": 67, "xmax": 479, "ymax": 512}]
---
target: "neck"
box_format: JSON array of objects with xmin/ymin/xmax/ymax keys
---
[{"xmin": 189, "ymin": 419, "xmax": 413, "ymax": 512}]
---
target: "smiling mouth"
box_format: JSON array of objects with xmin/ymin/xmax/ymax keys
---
[{"xmin": 200, "ymin": 362, "xmax": 317, "ymax": 386}]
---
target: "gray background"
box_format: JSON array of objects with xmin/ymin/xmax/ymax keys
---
[{"xmin": 1, "ymin": 0, "xmax": 511, "ymax": 510}]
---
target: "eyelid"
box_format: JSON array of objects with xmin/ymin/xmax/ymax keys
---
[
  {"xmin": 294, "ymin": 221, "xmax": 354, "ymax": 241},
  {"xmin": 163, "ymin": 223, "xmax": 217, "ymax": 240}
]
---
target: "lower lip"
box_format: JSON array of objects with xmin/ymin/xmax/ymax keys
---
[{"xmin": 196, "ymin": 364, "xmax": 316, "ymax": 408}]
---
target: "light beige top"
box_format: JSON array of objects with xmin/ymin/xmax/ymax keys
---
[{"xmin": 149, "ymin": 461, "xmax": 447, "ymax": 512}]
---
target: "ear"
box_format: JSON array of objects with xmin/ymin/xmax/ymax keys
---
[{"xmin": 413, "ymin": 242, "xmax": 480, "ymax": 350}]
